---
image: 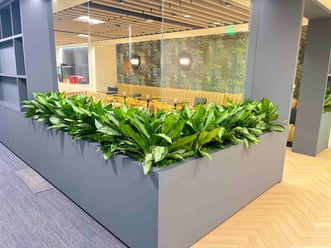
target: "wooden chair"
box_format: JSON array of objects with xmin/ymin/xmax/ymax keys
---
[{"xmin": 152, "ymin": 101, "xmax": 172, "ymax": 114}]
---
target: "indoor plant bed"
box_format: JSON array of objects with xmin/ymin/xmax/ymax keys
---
[{"xmin": 13, "ymin": 92, "xmax": 286, "ymax": 247}]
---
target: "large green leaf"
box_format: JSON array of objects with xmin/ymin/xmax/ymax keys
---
[
  {"xmin": 118, "ymin": 122, "xmax": 149, "ymax": 153},
  {"xmin": 49, "ymin": 116, "xmax": 62, "ymax": 125},
  {"xmin": 192, "ymin": 104, "xmax": 205, "ymax": 131},
  {"xmin": 169, "ymin": 134, "xmax": 197, "ymax": 152},
  {"xmin": 143, "ymin": 153, "xmax": 153, "ymax": 174},
  {"xmin": 95, "ymin": 120, "xmax": 121, "ymax": 136},
  {"xmin": 199, "ymin": 149, "xmax": 212, "ymax": 160},
  {"xmin": 129, "ymin": 114, "xmax": 151, "ymax": 140},
  {"xmin": 152, "ymin": 146, "xmax": 168, "ymax": 163},
  {"xmin": 202, "ymin": 106, "xmax": 216, "ymax": 131},
  {"xmin": 196, "ymin": 127, "xmax": 221, "ymax": 150},
  {"xmin": 267, "ymin": 123, "xmax": 286, "ymax": 132},
  {"xmin": 154, "ymin": 133, "xmax": 172, "ymax": 144}
]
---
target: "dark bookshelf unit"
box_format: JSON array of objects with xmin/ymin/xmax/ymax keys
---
[{"xmin": 0, "ymin": 0, "xmax": 27, "ymax": 111}]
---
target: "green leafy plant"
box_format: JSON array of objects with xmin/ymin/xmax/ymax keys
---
[
  {"xmin": 22, "ymin": 92, "xmax": 285, "ymax": 174},
  {"xmin": 324, "ymin": 87, "xmax": 331, "ymax": 112}
]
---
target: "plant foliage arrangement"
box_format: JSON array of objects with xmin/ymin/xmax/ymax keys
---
[
  {"xmin": 324, "ymin": 86, "xmax": 331, "ymax": 112},
  {"xmin": 22, "ymin": 92, "xmax": 285, "ymax": 174}
]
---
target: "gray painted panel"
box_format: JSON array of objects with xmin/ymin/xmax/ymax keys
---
[
  {"xmin": 1, "ymin": 103, "xmax": 286, "ymax": 248},
  {"xmin": 0, "ymin": 40, "xmax": 16, "ymax": 75},
  {"xmin": 292, "ymin": 18, "xmax": 331, "ymax": 156},
  {"xmin": 316, "ymin": 112, "xmax": 331, "ymax": 153},
  {"xmin": 243, "ymin": 0, "xmax": 260, "ymax": 99},
  {"xmin": 1, "ymin": 106, "xmax": 158, "ymax": 248},
  {"xmin": 157, "ymin": 132, "xmax": 286, "ymax": 248},
  {"xmin": 0, "ymin": 0, "xmax": 10, "ymax": 9},
  {"xmin": 20, "ymin": 0, "xmax": 58, "ymax": 98},
  {"xmin": 245, "ymin": 0, "xmax": 304, "ymax": 124},
  {"xmin": 0, "ymin": 105, "xmax": 9, "ymax": 143},
  {"xmin": 0, "ymin": 76, "xmax": 19, "ymax": 105}
]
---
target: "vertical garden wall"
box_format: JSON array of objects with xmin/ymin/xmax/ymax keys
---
[{"xmin": 116, "ymin": 32, "xmax": 248, "ymax": 93}]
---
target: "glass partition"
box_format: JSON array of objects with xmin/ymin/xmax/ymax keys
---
[
  {"xmin": 53, "ymin": 2, "xmax": 91, "ymax": 94},
  {"xmin": 160, "ymin": 0, "xmax": 249, "ymax": 108},
  {"xmin": 117, "ymin": 25, "xmax": 161, "ymax": 87},
  {"xmin": 52, "ymin": 0, "xmax": 250, "ymax": 109}
]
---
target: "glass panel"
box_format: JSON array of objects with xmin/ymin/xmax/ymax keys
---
[
  {"xmin": 160, "ymin": 0, "xmax": 250, "ymax": 108},
  {"xmin": 53, "ymin": 2, "xmax": 91, "ymax": 94},
  {"xmin": 52, "ymin": 0, "xmax": 250, "ymax": 109}
]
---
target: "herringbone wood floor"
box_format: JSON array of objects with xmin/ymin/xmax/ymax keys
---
[{"xmin": 192, "ymin": 146, "xmax": 331, "ymax": 248}]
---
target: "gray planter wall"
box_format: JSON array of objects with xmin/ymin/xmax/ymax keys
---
[
  {"xmin": 0, "ymin": 105, "xmax": 158, "ymax": 248},
  {"xmin": 0, "ymin": 104, "xmax": 286, "ymax": 248},
  {"xmin": 157, "ymin": 131, "xmax": 285, "ymax": 248}
]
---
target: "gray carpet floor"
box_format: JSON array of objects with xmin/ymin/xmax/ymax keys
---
[{"xmin": 0, "ymin": 143, "xmax": 126, "ymax": 248}]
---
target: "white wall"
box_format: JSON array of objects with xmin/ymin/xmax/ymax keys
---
[{"xmin": 93, "ymin": 43, "xmax": 117, "ymax": 91}]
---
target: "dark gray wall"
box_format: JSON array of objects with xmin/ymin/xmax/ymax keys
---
[{"xmin": 292, "ymin": 18, "xmax": 331, "ymax": 156}]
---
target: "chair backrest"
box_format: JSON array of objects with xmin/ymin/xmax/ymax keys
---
[
  {"xmin": 133, "ymin": 93, "xmax": 142, "ymax": 98},
  {"xmin": 108, "ymin": 86, "xmax": 118, "ymax": 91},
  {"xmin": 289, "ymin": 108, "xmax": 297, "ymax": 124},
  {"xmin": 194, "ymin": 97, "xmax": 207, "ymax": 106}
]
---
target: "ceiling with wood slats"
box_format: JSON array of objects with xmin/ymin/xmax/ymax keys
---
[{"xmin": 53, "ymin": 0, "xmax": 250, "ymax": 46}]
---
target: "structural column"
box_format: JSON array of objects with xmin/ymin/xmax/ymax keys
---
[
  {"xmin": 244, "ymin": 0, "xmax": 304, "ymax": 176},
  {"xmin": 20, "ymin": 0, "xmax": 58, "ymax": 98},
  {"xmin": 292, "ymin": 18, "xmax": 331, "ymax": 156},
  {"xmin": 245, "ymin": 0, "xmax": 304, "ymax": 124}
]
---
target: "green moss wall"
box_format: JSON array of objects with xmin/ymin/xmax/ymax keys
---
[{"xmin": 117, "ymin": 32, "xmax": 248, "ymax": 93}]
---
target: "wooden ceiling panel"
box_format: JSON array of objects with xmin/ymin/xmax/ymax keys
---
[{"xmin": 53, "ymin": 0, "xmax": 250, "ymax": 46}]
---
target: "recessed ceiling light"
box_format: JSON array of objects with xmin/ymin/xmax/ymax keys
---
[
  {"xmin": 119, "ymin": 0, "xmax": 125, "ymax": 4},
  {"xmin": 214, "ymin": 22, "xmax": 221, "ymax": 25},
  {"xmin": 225, "ymin": 2, "xmax": 232, "ymax": 7},
  {"xmin": 145, "ymin": 19, "xmax": 154, "ymax": 23},
  {"xmin": 78, "ymin": 34, "xmax": 89, "ymax": 37},
  {"xmin": 184, "ymin": 14, "xmax": 191, "ymax": 18},
  {"xmin": 74, "ymin": 16, "xmax": 104, "ymax": 25}
]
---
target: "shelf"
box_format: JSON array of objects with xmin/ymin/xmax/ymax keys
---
[
  {"xmin": 0, "ymin": 33, "xmax": 22, "ymax": 44},
  {"xmin": 17, "ymin": 78, "xmax": 27, "ymax": 104},
  {"xmin": 0, "ymin": 40, "xmax": 16, "ymax": 75},
  {"xmin": 11, "ymin": 0, "xmax": 22, "ymax": 35},
  {"xmin": 14, "ymin": 37, "xmax": 25, "ymax": 75},
  {"xmin": 0, "ymin": 5, "xmax": 12, "ymax": 39},
  {"xmin": 0, "ymin": 73, "xmax": 19, "ymax": 78},
  {"xmin": 0, "ymin": 73, "xmax": 27, "ymax": 79},
  {"xmin": 0, "ymin": 0, "xmax": 26, "ymax": 112},
  {"xmin": 0, "ymin": 76, "xmax": 19, "ymax": 106}
]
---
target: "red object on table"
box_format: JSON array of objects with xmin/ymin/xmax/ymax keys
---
[{"xmin": 69, "ymin": 75, "xmax": 78, "ymax": 84}]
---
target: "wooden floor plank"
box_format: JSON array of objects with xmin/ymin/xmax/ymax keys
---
[{"xmin": 192, "ymin": 146, "xmax": 331, "ymax": 247}]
